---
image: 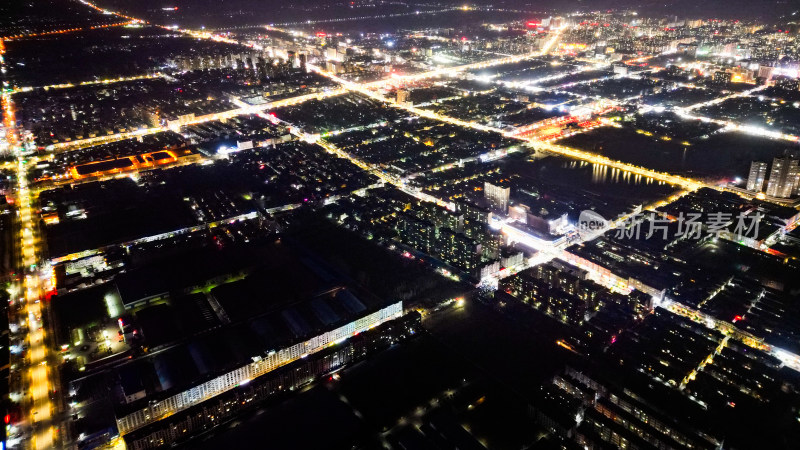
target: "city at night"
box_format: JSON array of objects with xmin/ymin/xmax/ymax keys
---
[{"xmin": 2, "ymin": 0, "xmax": 800, "ymax": 449}]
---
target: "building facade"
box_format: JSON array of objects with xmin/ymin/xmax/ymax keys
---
[
  {"xmin": 115, "ymin": 301, "xmax": 403, "ymax": 435},
  {"xmin": 746, "ymin": 161, "xmax": 767, "ymax": 192},
  {"xmin": 765, "ymin": 156, "xmax": 799, "ymax": 198},
  {"xmin": 484, "ymin": 182, "xmax": 510, "ymax": 213}
]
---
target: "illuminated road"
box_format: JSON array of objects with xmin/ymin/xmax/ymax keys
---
[
  {"xmin": 31, "ymin": 4, "xmax": 779, "ymax": 234},
  {"xmin": 527, "ymin": 141, "xmax": 703, "ymax": 190},
  {"xmin": 297, "ymin": 24, "xmax": 710, "ymax": 196},
  {"xmin": 18, "ymin": 157, "xmax": 57, "ymax": 450},
  {"xmin": 662, "ymin": 299, "xmax": 800, "ymax": 372},
  {"xmin": 68, "ymin": 1, "xmax": 794, "ymax": 153},
  {"xmin": 3, "ymin": 38, "xmax": 57, "ymax": 444},
  {"xmin": 48, "ymin": 5, "xmax": 794, "ymax": 192},
  {"xmin": 658, "ymin": 84, "xmax": 798, "ymax": 143},
  {"xmin": 482, "ymin": 178, "xmax": 800, "ymax": 373},
  {"xmin": 32, "ymin": 4, "xmax": 559, "ymax": 157},
  {"xmin": 41, "ymin": 37, "xmax": 597, "ymax": 155},
  {"xmin": 1, "ymin": 20, "xmax": 136, "ymax": 40},
  {"xmin": 679, "ymin": 84, "xmax": 767, "ymax": 112},
  {"xmin": 77, "ymin": 0, "xmax": 141, "ymax": 22},
  {"xmin": 483, "ymin": 62, "xmax": 610, "ymax": 94},
  {"xmin": 11, "ymin": 72, "xmax": 166, "ymax": 95},
  {"xmin": 46, "ymin": 88, "xmax": 346, "ymax": 152},
  {"xmin": 672, "ymin": 108, "xmax": 799, "ymax": 143},
  {"xmin": 216, "ymin": 7, "xmax": 460, "ymax": 29},
  {"xmin": 297, "ymin": 38, "xmax": 800, "ymax": 375},
  {"xmin": 291, "ymin": 59, "xmax": 800, "ymax": 377},
  {"xmin": 309, "ymin": 64, "xmax": 705, "ymax": 193},
  {"xmin": 0, "ymin": 2, "xmax": 793, "ymax": 446},
  {"xmin": 361, "ymin": 27, "xmax": 564, "ymax": 89},
  {"xmin": 64, "ymin": 0, "xmax": 800, "ymax": 379},
  {"xmin": 319, "ymin": 138, "xmax": 455, "ymax": 209},
  {"xmin": 262, "ymin": 29, "xmax": 566, "ymax": 211}
]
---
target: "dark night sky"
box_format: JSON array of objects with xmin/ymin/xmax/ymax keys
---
[
  {"xmin": 89, "ymin": 0, "xmax": 800, "ymax": 21},
  {"xmin": 1, "ymin": 0, "xmax": 797, "ymax": 38}
]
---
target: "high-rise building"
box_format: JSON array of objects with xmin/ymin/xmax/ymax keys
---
[
  {"xmin": 713, "ymin": 71, "xmax": 732, "ymax": 84},
  {"xmin": 396, "ymin": 89, "xmax": 410, "ymax": 105},
  {"xmin": 766, "ymin": 156, "xmax": 800, "ymax": 198},
  {"xmin": 746, "ymin": 161, "xmax": 767, "ymax": 192},
  {"xmin": 396, "ymin": 213, "xmax": 435, "ymax": 253},
  {"xmin": 484, "ymin": 182, "xmax": 510, "ymax": 213},
  {"xmin": 757, "ymin": 65, "xmax": 774, "ymax": 81},
  {"xmin": 434, "ymin": 228, "xmax": 481, "ymax": 272},
  {"xmin": 326, "ymin": 46, "xmax": 338, "ymax": 61}
]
